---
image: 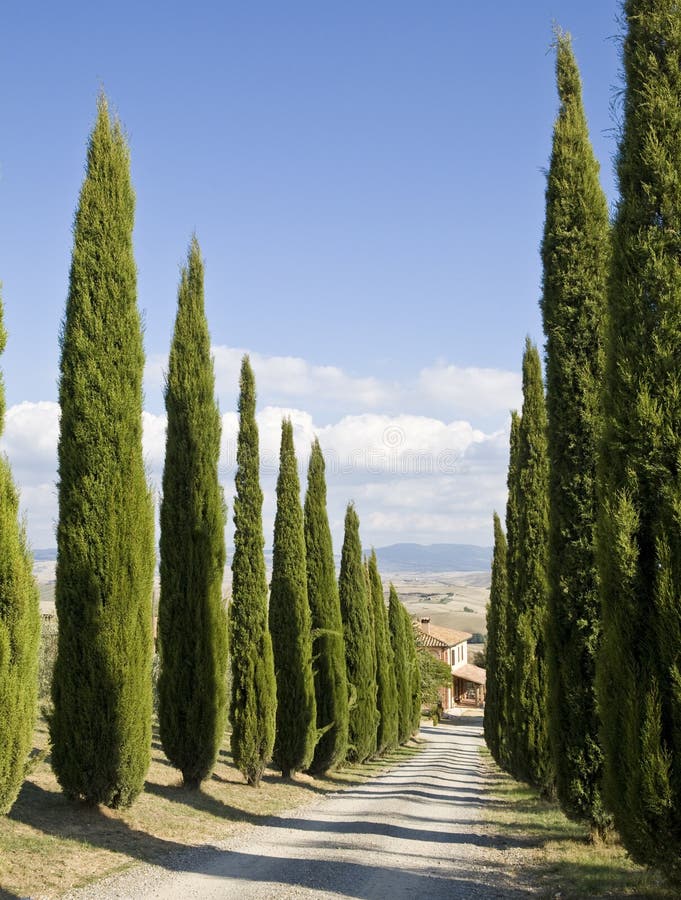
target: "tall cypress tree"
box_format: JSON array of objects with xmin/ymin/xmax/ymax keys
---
[
  {"xmin": 363, "ymin": 557, "xmax": 379, "ymax": 749},
  {"xmin": 368, "ymin": 550, "xmax": 398, "ymax": 754},
  {"xmin": 404, "ymin": 601, "xmax": 421, "ymax": 736},
  {"xmin": 339, "ymin": 504, "xmax": 377, "ymax": 762},
  {"xmin": 229, "ymin": 356, "xmax": 276, "ymax": 787},
  {"xmin": 541, "ymin": 33, "xmax": 610, "ymax": 834},
  {"xmin": 501, "ymin": 411, "xmax": 521, "ymax": 773},
  {"xmin": 0, "ymin": 296, "xmax": 40, "ymax": 815},
  {"xmin": 269, "ymin": 419, "xmax": 317, "ymax": 777},
  {"xmin": 388, "ymin": 583, "xmax": 411, "ymax": 745},
  {"xmin": 598, "ymin": 0, "xmax": 681, "ymax": 872},
  {"xmin": 157, "ymin": 238, "xmax": 227, "ymax": 788},
  {"xmin": 483, "ymin": 512, "xmax": 508, "ymax": 768},
  {"xmin": 50, "ymin": 96, "xmax": 155, "ymax": 808},
  {"xmin": 304, "ymin": 438, "xmax": 349, "ymax": 773},
  {"xmin": 511, "ymin": 339, "xmax": 551, "ymax": 791}
]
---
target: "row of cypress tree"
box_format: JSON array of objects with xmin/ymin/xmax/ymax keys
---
[
  {"xmin": 484, "ymin": 33, "xmax": 610, "ymax": 831},
  {"xmin": 2, "ymin": 93, "xmax": 423, "ymax": 813},
  {"xmin": 229, "ymin": 385, "xmax": 422, "ymax": 784},
  {"xmin": 486, "ymin": 3, "xmax": 681, "ymax": 876}
]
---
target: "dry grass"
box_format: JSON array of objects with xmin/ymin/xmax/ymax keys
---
[
  {"xmin": 481, "ymin": 749, "xmax": 676, "ymax": 898},
  {"xmin": 0, "ymin": 720, "xmax": 423, "ymax": 899}
]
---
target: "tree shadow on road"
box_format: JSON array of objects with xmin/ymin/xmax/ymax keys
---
[
  {"xmin": 139, "ymin": 848, "xmax": 533, "ymax": 899},
  {"xmin": 9, "ymin": 783, "xmax": 535, "ymax": 899},
  {"xmin": 10, "ymin": 781, "xmax": 188, "ymax": 865},
  {"xmin": 266, "ymin": 814, "xmax": 540, "ymax": 850},
  {"xmin": 335, "ymin": 787, "xmax": 490, "ymax": 806},
  {"xmin": 143, "ymin": 780, "xmax": 263, "ymax": 827}
]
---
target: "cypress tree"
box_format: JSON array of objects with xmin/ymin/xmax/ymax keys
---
[
  {"xmin": 388, "ymin": 583, "xmax": 411, "ymax": 745},
  {"xmin": 363, "ymin": 556, "xmax": 379, "ymax": 749},
  {"xmin": 483, "ymin": 512, "xmax": 508, "ymax": 768},
  {"xmin": 304, "ymin": 438, "xmax": 349, "ymax": 773},
  {"xmin": 339, "ymin": 504, "xmax": 377, "ymax": 762},
  {"xmin": 404, "ymin": 601, "xmax": 421, "ymax": 736},
  {"xmin": 0, "ymin": 296, "xmax": 40, "ymax": 815},
  {"xmin": 511, "ymin": 339, "xmax": 551, "ymax": 791},
  {"xmin": 368, "ymin": 550, "xmax": 398, "ymax": 754},
  {"xmin": 269, "ymin": 419, "xmax": 317, "ymax": 777},
  {"xmin": 157, "ymin": 238, "xmax": 227, "ymax": 788},
  {"xmin": 229, "ymin": 356, "xmax": 276, "ymax": 787},
  {"xmin": 541, "ymin": 33, "xmax": 610, "ymax": 834},
  {"xmin": 501, "ymin": 411, "xmax": 521, "ymax": 773},
  {"xmin": 50, "ymin": 96, "xmax": 155, "ymax": 808},
  {"xmin": 597, "ymin": 1, "xmax": 681, "ymax": 872}
]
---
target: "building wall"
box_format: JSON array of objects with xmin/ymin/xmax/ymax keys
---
[
  {"xmin": 424, "ymin": 646, "xmax": 453, "ymax": 709},
  {"xmin": 451, "ymin": 640, "xmax": 468, "ymax": 667}
]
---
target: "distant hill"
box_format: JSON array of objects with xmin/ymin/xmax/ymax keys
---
[
  {"xmin": 33, "ymin": 548, "xmax": 57, "ymax": 562},
  {"xmin": 33, "ymin": 543, "xmax": 493, "ymax": 574},
  {"xmin": 369, "ymin": 543, "xmax": 492, "ymax": 573}
]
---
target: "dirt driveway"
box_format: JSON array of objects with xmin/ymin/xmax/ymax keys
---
[{"xmin": 66, "ymin": 720, "xmax": 533, "ymax": 899}]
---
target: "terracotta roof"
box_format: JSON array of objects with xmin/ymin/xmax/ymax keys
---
[
  {"xmin": 413, "ymin": 621, "xmax": 472, "ymax": 648},
  {"xmin": 452, "ymin": 662, "xmax": 486, "ymax": 685},
  {"xmin": 417, "ymin": 631, "xmax": 450, "ymax": 649}
]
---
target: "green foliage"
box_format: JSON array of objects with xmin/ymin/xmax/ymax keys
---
[
  {"xmin": 304, "ymin": 439, "xmax": 349, "ymax": 773},
  {"xmin": 597, "ymin": 0, "xmax": 681, "ymax": 874},
  {"xmin": 511, "ymin": 340, "xmax": 551, "ymax": 792},
  {"xmin": 484, "ymin": 512, "xmax": 509, "ymax": 767},
  {"xmin": 483, "ymin": 752, "xmax": 675, "ymax": 900},
  {"xmin": 38, "ymin": 616, "xmax": 58, "ymax": 702},
  {"xmin": 416, "ymin": 645, "xmax": 451, "ymax": 710},
  {"xmin": 157, "ymin": 238, "xmax": 228, "ymax": 788},
  {"xmin": 368, "ymin": 550, "xmax": 398, "ymax": 754},
  {"xmin": 386, "ymin": 584, "xmax": 420, "ymax": 739},
  {"xmin": 229, "ymin": 357, "xmax": 276, "ymax": 786},
  {"xmin": 541, "ymin": 33, "xmax": 610, "ymax": 834},
  {"xmin": 500, "ymin": 411, "xmax": 521, "ymax": 773},
  {"xmin": 50, "ymin": 96, "xmax": 155, "ymax": 808},
  {"xmin": 363, "ymin": 557, "xmax": 378, "ymax": 748},
  {"xmin": 269, "ymin": 419, "xmax": 317, "ymax": 777},
  {"xmin": 339, "ymin": 504, "xmax": 378, "ymax": 762},
  {"xmin": 472, "ymin": 647, "xmax": 486, "ymax": 668},
  {"xmin": 404, "ymin": 602, "xmax": 421, "ymax": 735},
  {"xmin": 0, "ymin": 297, "xmax": 40, "ymax": 815},
  {"xmin": 388, "ymin": 583, "xmax": 412, "ymax": 745}
]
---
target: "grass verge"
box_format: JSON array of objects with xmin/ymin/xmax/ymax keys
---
[
  {"xmin": 481, "ymin": 748, "xmax": 675, "ymax": 898},
  {"xmin": 0, "ymin": 719, "xmax": 424, "ymax": 899}
]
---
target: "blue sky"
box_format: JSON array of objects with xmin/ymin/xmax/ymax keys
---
[{"xmin": 0, "ymin": 1, "xmax": 622, "ymax": 550}]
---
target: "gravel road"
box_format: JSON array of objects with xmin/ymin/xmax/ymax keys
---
[{"xmin": 66, "ymin": 719, "xmax": 534, "ymax": 899}]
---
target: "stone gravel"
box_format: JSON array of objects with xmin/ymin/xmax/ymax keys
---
[{"xmin": 64, "ymin": 719, "xmax": 536, "ymax": 899}]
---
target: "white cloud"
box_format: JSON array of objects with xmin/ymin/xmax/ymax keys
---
[
  {"xmin": 14, "ymin": 483, "xmax": 57, "ymax": 549},
  {"xmin": 142, "ymin": 347, "xmax": 392, "ymax": 417},
  {"xmin": 142, "ymin": 411, "xmax": 167, "ymax": 477},
  {"xmin": 3, "ymin": 401, "xmax": 60, "ymax": 480},
  {"xmin": 418, "ymin": 362, "xmax": 522, "ymax": 418},
  {"xmin": 212, "ymin": 347, "xmax": 390, "ymax": 409},
  {"xmin": 2, "ymin": 351, "xmax": 515, "ymax": 552},
  {"xmin": 319, "ymin": 413, "xmax": 484, "ymax": 476},
  {"xmin": 145, "ymin": 345, "xmax": 520, "ymax": 425},
  {"xmin": 0, "ymin": 401, "xmax": 58, "ymax": 547},
  {"xmin": 223, "ymin": 408, "xmax": 508, "ymax": 548}
]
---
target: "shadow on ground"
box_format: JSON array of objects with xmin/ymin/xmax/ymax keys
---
[
  {"xmin": 131, "ymin": 849, "xmax": 532, "ymax": 899},
  {"xmin": 6, "ymin": 721, "xmax": 556, "ymax": 898}
]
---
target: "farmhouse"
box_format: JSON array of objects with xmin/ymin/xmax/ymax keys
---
[{"xmin": 415, "ymin": 617, "xmax": 486, "ymax": 709}]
